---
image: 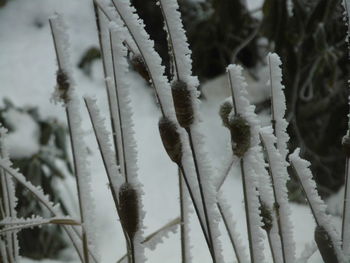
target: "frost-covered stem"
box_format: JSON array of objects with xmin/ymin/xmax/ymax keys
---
[
  {"xmin": 260, "ymin": 134, "xmax": 286, "ymax": 263},
  {"xmin": 217, "ymin": 202, "xmax": 242, "ymax": 263},
  {"xmin": 92, "ymin": 3, "xmax": 107, "ymax": 77},
  {"xmin": 0, "ymin": 239, "xmax": 7, "ymax": 262},
  {"xmin": 216, "ymin": 158, "xmax": 235, "ymax": 191},
  {"xmin": 84, "ymin": 97, "xmax": 132, "ymax": 261},
  {"xmin": 240, "ymin": 159, "xmax": 255, "ymax": 263},
  {"xmin": 158, "ymin": 0, "xmax": 180, "ymax": 81},
  {"xmin": 0, "ymin": 129, "xmax": 18, "ymax": 262},
  {"xmin": 130, "ymin": 240, "xmax": 135, "ymax": 263},
  {"xmin": 84, "ymin": 98, "xmax": 119, "ymax": 207},
  {"xmin": 108, "ymin": 0, "xmax": 165, "ymax": 116},
  {"xmin": 92, "ymin": 7, "xmax": 122, "ymax": 172},
  {"xmin": 109, "ymin": 30, "xmax": 128, "ymax": 182},
  {"xmin": 342, "ymin": 157, "xmax": 350, "ymax": 251},
  {"xmin": 227, "ymin": 70, "xmax": 238, "ymax": 115},
  {"xmin": 267, "ymin": 53, "xmax": 290, "ymax": 160},
  {"xmin": 0, "ymin": 217, "xmax": 79, "ymax": 234},
  {"xmin": 289, "ymin": 162, "xmax": 319, "ymax": 226},
  {"xmin": 341, "ymin": 1, "xmax": 350, "ymax": 255},
  {"xmin": 267, "ymin": 232, "xmax": 277, "ymax": 263},
  {"xmin": 186, "ymin": 128, "xmax": 216, "ymax": 261},
  {"xmin": 0, "ymin": 160, "xmax": 89, "ymax": 262},
  {"xmin": 0, "ymin": 171, "xmax": 14, "ymax": 263},
  {"xmin": 179, "ymin": 168, "xmax": 186, "ymax": 263},
  {"xmin": 49, "ymin": 16, "xmax": 98, "ymax": 263},
  {"xmin": 179, "ymin": 165, "xmax": 211, "ymax": 253},
  {"xmin": 268, "ymin": 56, "xmax": 277, "ymax": 137},
  {"xmin": 65, "ymin": 108, "xmax": 90, "ymax": 263},
  {"xmin": 289, "ymin": 149, "xmax": 343, "ymax": 262}
]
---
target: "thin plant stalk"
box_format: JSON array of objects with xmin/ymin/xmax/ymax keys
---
[
  {"xmin": 260, "ymin": 134, "xmax": 286, "ymax": 263},
  {"xmin": 0, "ymin": 160, "xmax": 90, "ymax": 262},
  {"xmin": 92, "ymin": 5, "xmax": 122, "ymax": 172},
  {"xmin": 342, "ymin": 156, "xmax": 350, "ymax": 248},
  {"xmin": 240, "ymin": 158, "xmax": 255, "ymax": 263},
  {"xmin": 65, "ymin": 108, "xmax": 90, "ymax": 263},
  {"xmin": 179, "ymin": 168, "xmax": 186, "ymax": 263},
  {"xmin": 217, "ymin": 202, "xmax": 241, "ymax": 263},
  {"xmin": 178, "ymin": 165, "xmax": 212, "ymax": 254},
  {"xmin": 84, "ymin": 97, "xmax": 133, "ymax": 261},
  {"xmin": 109, "ymin": 29, "xmax": 128, "ymax": 182},
  {"xmin": 49, "ymin": 17, "xmax": 94, "ymax": 263},
  {"xmin": 186, "ymin": 128, "xmax": 216, "ymax": 261}
]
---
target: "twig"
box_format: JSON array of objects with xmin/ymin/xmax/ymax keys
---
[{"xmin": 179, "ymin": 168, "xmax": 186, "ymax": 263}]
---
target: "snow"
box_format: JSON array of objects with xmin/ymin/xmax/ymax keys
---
[
  {"xmin": 0, "ymin": 0, "xmax": 346, "ymax": 262},
  {"xmin": 2, "ymin": 109, "xmax": 40, "ymax": 159}
]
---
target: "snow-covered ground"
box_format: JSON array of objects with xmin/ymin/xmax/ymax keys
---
[{"xmin": 0, "ymin": 0, "xmax": 342, "ymax": 262}]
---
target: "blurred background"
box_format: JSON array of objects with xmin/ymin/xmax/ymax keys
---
[{"xmin": 0, "ymin": 0, "xmax": 349, "ymax": 262}]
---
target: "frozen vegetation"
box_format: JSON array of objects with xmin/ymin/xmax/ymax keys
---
[{"xmin": 0, "ymin": 0, "xmax": 349, "ymax": 263}]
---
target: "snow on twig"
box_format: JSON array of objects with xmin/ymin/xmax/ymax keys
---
[
  {"xmin": 226, "ymin": 64, "xmax": 265, "ymax": 263},
  {"xmin": 290, "ymin": 149, "xmax": 344, "ymax": 262},
  {"xmin": 49, "ymin": 14, "xmax": 98, "ymax": 262}
]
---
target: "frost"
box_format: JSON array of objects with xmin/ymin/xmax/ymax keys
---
[
  {"xmin": 0, "ymin": 156, "xmax": 92, "ymax": 261},
  {"xmin": 142, "ymin": 217, "xmax": 180, "ymax": 251},
  {"xmin": 289, "ymin": 149, "xmax": 345, "ymax": 262},
  {"xmin": 260, "ymin": 126, "xmax": 296, "ymax": 263},
  {"xmin": 108, "ymin": 23, "xmax": 146, "ymax": 262},
  {"xmin": 226, "ymin": 64, "xmax": 266, "ymax": 263},
  {"xmin": 50, "ymin": 14, "xmax": 99, "ymax": 261},
  {"xmin": 84, "ymin": 97, "xmax": 123, "ymax": 195},
  {"xmin": 96, "ymin": 0, "xmax": 177, "ymax": 119},
  {"xmin": 158, "ymin": 0, "xmax": 198, "ymax": 86},
  {"xmin": 267, "ymin": 53, "xmax": 289, "ymax": 161}
]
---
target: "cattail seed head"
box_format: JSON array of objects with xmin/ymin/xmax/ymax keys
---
[
  {"xmin": 314, "ymin": 225, "xmax": 339, "ymax": 263},
  {"xmin": 158, "ymin": 117, "xmax": 182, "ymax": 164},
  {"xmin": 56, "ymin": 69, "xmax": 70, "ymax": 103},
  {"xmin": 228, "ymin": 115, "xmax": 251, "ymax": 157},
  {"xmin": 219, "ymin": 100, "xmax": 233, "ymax": 128},
  {"xmin": 259, "ymin": 201, "xmax": 273, "ymax": 232},
  {"xmin": 119, "ymin": 183, "xmax": 139, "ymax": 240},
  {"xmin": 342, "ymin": 135, "xmax": 350, "ymax": 157},
  {"xmin": 130, "ymin": 54, "xmax": 150, "ymax": 83},
  {"xmin": 171, "ymin": 80, "xmax": 194, "ymax": 128}
]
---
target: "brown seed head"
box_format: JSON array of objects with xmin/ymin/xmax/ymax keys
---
[
  {"xmin": 130, "ymin": 54, "xmax": 150, "ymax": 83},
  {"xmin": 56, "ymin": 69, "xmax": 70, "ymax": 103},
  {"xmin": 158, "ymin": 117, "xmax": 182, "ymax": 164},
  {"xmin": 119, "ymin": 183, "xmax": 139, "ymax": 240},
  {"xmin": 259, "ymin": 201, "xmax": 273, "ymax": 232},
  {"xmin": 228, "ymin": 115, "xmax": 251, "ymax": 157},
  {"xmin": 219, "ymin": 100, "xmax": 233, "ymax": 128},
  {"xmin": 171, "ymin": 80, "xmax": 194, "ymax": 128}
]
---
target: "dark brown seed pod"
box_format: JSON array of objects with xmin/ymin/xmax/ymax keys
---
[
  {"xmin": 158, "ymin": 117, "xmax": 182, "ymax": 165},
  {"xmin": 119, "ymin": 183, "xmax": 139, "ymax": 240},
  {"xmin": 259, "ymin": 201, "xmax": 273, "ymax": 232},
  {"xmin": 56, "ymin": 69, "xmax": 70, "ymax": 103},
  {"xmin": 228, "ymin": 115, "xmax": 250, "ymax": 157},
  {"xmin": 130, "ymin": 54, "xmax": 150, "ymax": 83},
  {"xmin": 171, "ymin": 80, "xmax": 194, "ymax": 129},
  {"xmin": 219, "ymin": 100, "xmax": 233, "ymax": 128},
  {"xmin": 314, "ymin": 225, "xmax": 339, "ymax": 263},
  {"xmin": 342, "ymin": 135, "xmax": 350, "ymax": 157}
]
